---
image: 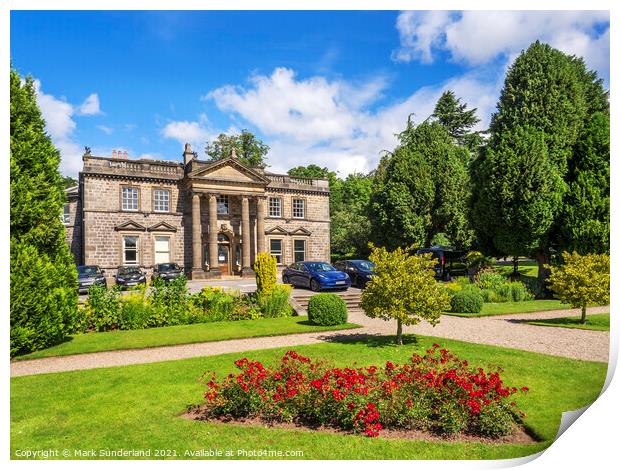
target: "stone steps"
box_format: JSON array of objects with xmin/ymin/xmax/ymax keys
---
[{"xmin": 292, "ymin": 290, "xmax": 362, "ymax": 312}]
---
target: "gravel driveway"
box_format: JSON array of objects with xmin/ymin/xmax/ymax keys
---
[{"xmin": 11, "ymin": 303, "xmax": 609, "ymax": 377}]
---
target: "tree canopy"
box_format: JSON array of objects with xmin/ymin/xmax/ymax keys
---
[
  {"xmin": 10, "ymin": 67, "xmax": 78, "ymax": 356},
  {"xmin": 205, "ymin": 129, "xmax": 270, "ymax": 168},
  {"xmin": 432, "ymin": 90, "xmax": 482, "ymax": 149},
  {"xmin": 370, "ymin": 120, "xmax": 473, "ymax": 250},
  {"xmin": 471, "ymin": 41, "xmax": 609, "ymax": 280}
]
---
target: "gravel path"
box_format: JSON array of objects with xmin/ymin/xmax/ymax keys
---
[{"xmin": 11, "ymin": 305, "xmax": 609, "ymax": 377}]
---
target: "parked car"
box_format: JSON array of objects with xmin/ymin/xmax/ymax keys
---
[
  {"xmin": 77, "ymin": 265, "xmax": 106, "ymax": 293},
  {"xmin": 416, "ymin": 246, "xmax": 467, "ymax": 281},
  {"xmin": 151, "ymin": 263, "xmax": 184, "ymax": 282},
  {"xmin": 282, "ymin": 261, "xmax": 351, "ymax": 292},
  {"xmin": 114, "ymin": 266, "xmax": 147, "ymax": 289},
  {"xmin": 333, "ymin": 259, "xmax": 376, "ymax": 288}
]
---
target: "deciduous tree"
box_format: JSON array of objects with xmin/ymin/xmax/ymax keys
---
[
  {"xmin": 360, "ymin": 245, "xmax": 450, "ymax": 345},
  {"xmin": 547, "ymin": 252, "xmax": 609, "ymax": 324},
  {"xmin": 205, "ymin": 129, "xmax": 269, "ymax": 168}
]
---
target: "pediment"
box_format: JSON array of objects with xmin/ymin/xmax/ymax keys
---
[
  {"xmin": 188, "ymin": 157, "xmax": 269, "ymax": 184},
  {"xmin": 289, "ymin": 227, "xmax": 312, "ymax": 236},
  {"xmin": 114, "ymin": 220, "xmax": 146, "ymax": 231},
  {"xmin": 147, "ymin": 221, "xmax": 177, "ymax": 232},
  {"xmin": 265, "ymin": 225, "xmax": 289, "ymax": 235}
]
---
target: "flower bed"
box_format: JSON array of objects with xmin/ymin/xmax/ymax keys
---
[{"xmin": 198, "ymin": 346, "xmax": 528, "ymax": 438}]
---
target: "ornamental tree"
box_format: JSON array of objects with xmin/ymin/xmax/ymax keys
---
[
  {"xmin": 10, "ymin": 67, "xmax": 78, "ymax": 356},
  {"xmin": 253, "ymin": 252, "xmax": 277, "ymax": 300},
  {"xmin": 360, "ymin": 244, "xmax": 450, "ymax": 345},
  {"xmin": 547, "ymin": 252, "xmax": 610, "ymax": 324}
]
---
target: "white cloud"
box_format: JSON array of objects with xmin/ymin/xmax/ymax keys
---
[
  {"xmin": 394, "ymin": 11, "xmax": 609, "ymax": 78},
  {"xmin": 77, "ymin": 93, "xmax": 101, "ymax": 115},
  {"xmin": 161, "ymin": 120, "xmax": 213, "ymax": 148},
  {"xmin": 202, "ymin": 67, "xmax": 500, "ymax": 176},
  {"xmin": 96, "ymin": 125, "xmax": 113, "ymax": 135},
  {"xmin": 33, "ymin": 80, "xmax": 100, "ymax": 177}
]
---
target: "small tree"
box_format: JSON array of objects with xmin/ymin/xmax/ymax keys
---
[
  {"xmin": 254, "ymin": 252, "xmax": 277, "ymax": 300},
  {"xmin": 547, "ymin": 252, "xmax": 610, "ymax": 324},
  {"xmin": 360, "ymin": 244, "xmax": 450, "ymax": 345}
]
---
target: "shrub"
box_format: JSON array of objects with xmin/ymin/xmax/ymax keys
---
[
  {"xmin": 475, "ymin": 272, "xmax": 506, "ymax": 291},
  {"xmin": 10, "ymin": 243, "xmax": 79, "ymax": 356},
  {"xmin": 450, "ymin": 290, "xmax": 483, "ymax": 313},
  {"xmin": 308, "ymin": 293, "xmax": 348, "ymax": 325},
  {"xmin": 148, "ymin": 276, "xmax": 190, "ymax": 326},
  {"xmin": 260, "ymin": 284, "xmax": 294, "ymax": 318},
  {"xmin": 254, "ymin": 252, "xmax": 277, "ymax": 299},
  {"xmin": 465, "ymin": 251, "xmax": 496, "ymax": 279},
  {"xmin": 201, "ymin": 346, "xmax": 528, "ymax": 438},
  {"xmin": 189, "ymin": 286, "xmax": 237, "ymax": 322},
  {"xmin": 119, "ymin": 287, "xmax": 152, "ymax": 330},
  {"xmin": 83, "ymin": 284, "xmax": 122, "ymax": 331},
  {"xmin": 508, "ymin": 282, "xmax": 532, "ymax": 302}
]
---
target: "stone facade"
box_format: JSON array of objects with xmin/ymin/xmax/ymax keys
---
[{"xmin": 64, "ymin": 145, "xmax": 331, "ymax": 280}]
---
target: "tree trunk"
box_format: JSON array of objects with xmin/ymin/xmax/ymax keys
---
[
  {"xmin": 580, "ymin": 306, "xmax": 587, "ymax": 324},
  {"xmin": 396, "ymin": 319, "xmax": 403, "ymax": 346},
  {"xmin": 535, "ymin": 249, "xmax": 551, "ymax": 296},
  {"xmin": 513, "ymin": 256, "xmax": 519, "ymax": 275}
]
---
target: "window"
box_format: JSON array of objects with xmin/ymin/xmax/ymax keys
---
[
  {"xmin": 154, "ymin": 236, "xmax": 170, "ymax": 264},
  {"xmin": 269, "ymin": 239, "xmax": 283, "ymax": 264},
  {"xmin": 122, "ymin": 187, "xmax": 139, "ymax": 211},
  {"xmin": 292, "ymin": 198, "xmax": 305, "ymax": 218},
  {"xmin": 269, "ymin": 197, "xmax": 282, "ymax": 217},
  {"xmin": 61, "ymin": 204, "xmax": 70, "ymax": 225},
  {"xmin": 217, "ymin": 195, "xmax": 229, "ymax": 214},
  {"xmin": 153, "ymin": 189, "xmax": 170, "ymax": 212},
  {"xmin": 294, "ymin": 239, "xmax": 306, "ymax": 263},
  {"xmin": 123, "ymin": 236, "xmax": 139, "ymax": 265}
]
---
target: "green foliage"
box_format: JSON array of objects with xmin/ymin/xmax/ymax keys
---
[
  {"xmin": 559, "ymin": 112, "xmax": 610, "ymax": 254},
  {"xmin": 471, "ymin": 41, "xmax": 609, "ymax": 280},
  {"xmin": 464, "ymin": 251, "xmax": 495, "ymax": 279},
  {"xmin": 205, "ymin": 129, "xmax": 269, "ymax": 167},
  {"xmin": 62, "ymin": 175, "xmax": 78, "ymax": 188},
  {"xmin": 308, "ymin": 293, "xmax": 348, "ymax": 326},
  {"xmin": 254, "ymin": 252, "xmax": 277, "ymax": 300},
  {"xmin": 148, "ymin": 276, "xmax": 191, "ymax": 326},
  {"xmin": 259, "ymin": 284, "xmax": 294, "ymax": 318},
  {"xmin": 84, "ymin": 285, "xmax": 122, "ymax": 332},
  {"xmin": 119, "ymin": 288, "xmax": 152, "ymax": 330},
  {"xmin": 10, "ymin": 67, "xmax": 78, "ymax": 355},
  {"xmin": 547, "ymin": 252, "xmax": 610, "ymax": 323},
  {"xmin": 432, "ymin": 90, "xmax": 482, "ymax": 150},
  {"xmin": 360, "ymin": 244, "xmax": 450, "ymax": 344},
  {"xmin": 450, "ymin": 290, "xmax": 483, "ymax": 314},
  {"xmin": 370, "ymin": 121, "xmax": 473, "ymax": 250}
]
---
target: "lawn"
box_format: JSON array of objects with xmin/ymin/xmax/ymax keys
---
[
  {"xmin": 11, "ymin": 335, "xmax": 607, "ymax": 460},
  {"xmin": 496, "ymin": 260, "xmax": 539, "ymax": 279},
  {"xmin": 526, "ymin": 313, "xmax": 610, "ymax": 331},
  {"xmin": 444, "ymin": 299, "xmax": 566, "ymax": 318},
  {"xmin": 14, "ymin": 317, "xmax": 361, "ymax": 360}
]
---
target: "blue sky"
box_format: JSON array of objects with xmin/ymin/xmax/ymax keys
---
[{"xmin": 11, "ymin": 10, "xmax": 610, "ymax": 177}]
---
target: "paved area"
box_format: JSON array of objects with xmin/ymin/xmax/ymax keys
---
[{"xmin": 11, "ymin": 282, "xmax": 609, "ymax": 377}]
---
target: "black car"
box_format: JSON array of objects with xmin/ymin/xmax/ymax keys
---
[
  {"xmin": 282, "ymin": 261, "xmax": 351, "ymax": 292},
  {"xmin": 333, "ymin": 260, "xmax": 376, "ymax": 288},
  {"xmin": 77, "ymin": 265, "xmax": 106, "ymax": 293},
  {"xmin": 152, "ymin": 263, "xmax": 184, "ymax": 282},
  {"xmin": 416, "ymin": 246, "xmax": 467, "ymax": 281},
  {"xmin": 115, "ymin": 266, "xmax": 147, "ymax": 289}
]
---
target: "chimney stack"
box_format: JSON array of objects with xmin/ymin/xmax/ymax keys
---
[
  {"xmin": 183, "ymin": 143, "xmax": 195, "ymax": 166},
  {"xmin": 123, "ymin": 150, "xmax": 128, "ymax": 159},
  {"xmin": 112, "ymin": 150, "xmax": 117, "ymax": 159}
]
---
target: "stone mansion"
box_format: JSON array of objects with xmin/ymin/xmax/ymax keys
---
[{"xmin": 63, "ymin": 144, "xmax": 331, "ymax": 279}]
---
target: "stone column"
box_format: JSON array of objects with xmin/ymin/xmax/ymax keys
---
[
  {"xmin": 241, "ymin": 195, "xmax": 253, "ymax": 277},
  {"xmin": 256, "ymin": 196, "xmax": 266, "ymax": 253},
  {"xmin": 191, "ymin": 193, "xmax": 205, "ymax": 279},
  {"xmin": 207, "ymin": 193, "xmax": 221, "ymax": 278}
]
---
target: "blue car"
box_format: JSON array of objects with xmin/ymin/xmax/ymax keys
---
[{"xmin": 282, "ymin": 261, "xmax": 351, "ymax": 292}]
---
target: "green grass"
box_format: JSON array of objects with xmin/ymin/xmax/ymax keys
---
[
  {"xmin": 496, "ymin": 260, "xmax": 539, "ymax": 278},
  {"xmin": 526, "ymin": 313, "xmax": 610, "ymax": 331},
  {"xmin": 11, "ymin": 335, "xmax": 606, "ymax": 460},
  {"xmin": 14, "ymin": 317, "xmax": 361, "ymax": 360},
  {"xmin": 444, "ymin": 299, "xmax": 566, "ymax": 318}
]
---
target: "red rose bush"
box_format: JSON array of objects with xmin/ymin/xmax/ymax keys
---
[{"xmin": 201, "ymin": 345, "xmax": 528, "ymax": 438}]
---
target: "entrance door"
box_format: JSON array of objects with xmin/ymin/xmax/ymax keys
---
[
  {"xmin": 218, "ymin": 245, "xmax": 229, "ymax": 275},
  {"xmin": 217, "ymin": 233, "xmax": 231, "ymax": 275}
]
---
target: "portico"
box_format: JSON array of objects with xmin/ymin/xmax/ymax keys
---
[{"xmin": 185, "ymin": 147, "xmax": 271, "ymax": 279}]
